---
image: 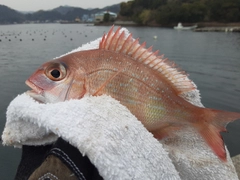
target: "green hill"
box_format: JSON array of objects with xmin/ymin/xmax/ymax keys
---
[
  {"xmin": 0, "ymin": 4, "xmax": 120, "ymax": 24},
  {"xmin": 119, "ymin": 0, "xmax": 240, "ymax": 26},
  {"xmin": 0, "ymin": 5, "xmax": 25, "ymax": 24}
]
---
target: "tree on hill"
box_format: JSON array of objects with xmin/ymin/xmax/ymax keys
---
[
  {"xmin": 103, "ymin": 12, "xmax": 110, "ymax": 22},
  {"xmin": 206, "ymin": 0, "xmax": 240, "ymax": 22},
  {"xmin": 119, "ymin": 0, "xmax": 240, "ymax": 25}
]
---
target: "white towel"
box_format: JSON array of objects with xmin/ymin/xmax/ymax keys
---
[
  {"xmin": 3, "ymin": 93, "xmax": 181, "ymax": 180},
  {"xmin": 2, "ymin": 27, "xmax": 238, "ymax": 180}
]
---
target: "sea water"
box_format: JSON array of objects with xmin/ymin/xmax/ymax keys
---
[{"xmin": 0, "ymin": 24, "xmax": 240, "ymax": 179}]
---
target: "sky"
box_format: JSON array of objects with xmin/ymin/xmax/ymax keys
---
[{"xmin": 0, "ymin": 0, "xmax": 126, "ymax": 12}]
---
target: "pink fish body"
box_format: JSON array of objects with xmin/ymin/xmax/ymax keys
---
[{"xmin": 26, "ymin": 26, "xmax": 240, "ymax": 161}]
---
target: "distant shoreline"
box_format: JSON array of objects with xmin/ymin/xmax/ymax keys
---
[
  {"xmin": 1, "ymin": 21, "xmax": 240, "ymax": 32},
  {"xmin": 94, "ymin": 21, "xmax": 240, "ymax": 32}
]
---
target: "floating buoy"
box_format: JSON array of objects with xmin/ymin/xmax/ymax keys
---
[{"xmin": 153, "ymin": 36, "xmax": 157, "ymax": 40}]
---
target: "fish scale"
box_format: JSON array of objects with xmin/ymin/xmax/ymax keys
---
[{"xmin": 25, "ymin": 26, "xmax": 240, "ymax": 162}]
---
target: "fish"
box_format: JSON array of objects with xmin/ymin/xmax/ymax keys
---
[{"xmin": 25, "ymin": 26, "xmax": 240, "ymax": 161}]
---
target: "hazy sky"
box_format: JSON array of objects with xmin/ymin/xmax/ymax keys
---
[{"xmin": 1, "ymin": 0, "xmax": 126, "ymax": 11}]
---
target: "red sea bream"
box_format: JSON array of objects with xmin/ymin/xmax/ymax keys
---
[{"xmin": 25, "ymin": 26, "xmax": 240, "ymax": 161}]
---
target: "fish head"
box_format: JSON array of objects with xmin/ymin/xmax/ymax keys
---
[{"xmin": 25, "ymin": 57, "xmax": 86, "ymax": 103}]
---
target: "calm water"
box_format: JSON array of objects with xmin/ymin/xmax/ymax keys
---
[{"xmin": 0, "ymin": 24, "xmax": 240, "ymax": 179}]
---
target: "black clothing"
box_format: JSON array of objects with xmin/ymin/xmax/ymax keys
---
[{"xmin": 15, "ymin": 138, "xmax": 103, "ymax": 180}]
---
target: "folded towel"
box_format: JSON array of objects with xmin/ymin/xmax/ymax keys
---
[
  {"xmin": 3, "ymin": 93, "xmax": 181, "ymax": 180},
  {"xmin": 2, "ymin": 27, "xmax": 238, "ymax": 180}
]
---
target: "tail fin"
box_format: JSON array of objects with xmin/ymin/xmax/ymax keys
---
[{"xmin": 198, "ymin": 108, "xmax": 240, "ymax": 161}]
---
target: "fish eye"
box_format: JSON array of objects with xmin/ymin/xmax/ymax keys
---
[
  {"xmin": 50, "ymin": 69, "xmax": 60, "ymax": 78},
  {"xmin": 45, "ymin": 63, "xmax": 67, "ymax": 81}
]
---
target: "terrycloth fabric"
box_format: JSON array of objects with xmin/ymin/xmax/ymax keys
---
[
  {"xmin": 232, "ymin": 154, "xmax": 240, "ymax": 179},
  {"xmin": 3, "ymin": 94, "xmax": 181, "ymax": 180},
  {"xmin": 2, "ymin": 117, "xmax": 57, "ymax": 147},
  {"xmin": 2, "ymin": 27, "xmax": 239, "ymax": 179},
  {"xmin": 161, "ymin": 128, "xmax": 238, "ymax": 180}
]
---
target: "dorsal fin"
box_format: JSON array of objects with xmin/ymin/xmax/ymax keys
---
[{"xmin": 99, "ymin": 26, "xmax": 199, "ymax": 97}]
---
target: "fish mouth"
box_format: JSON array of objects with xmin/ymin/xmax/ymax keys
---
[
  {"xmin": 25, "ymin": 80, "xmax": 45, "ymax": 103},
  {"xmin": 25, "ymin": 79, "xmax": 43, "ymax": 94}
]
